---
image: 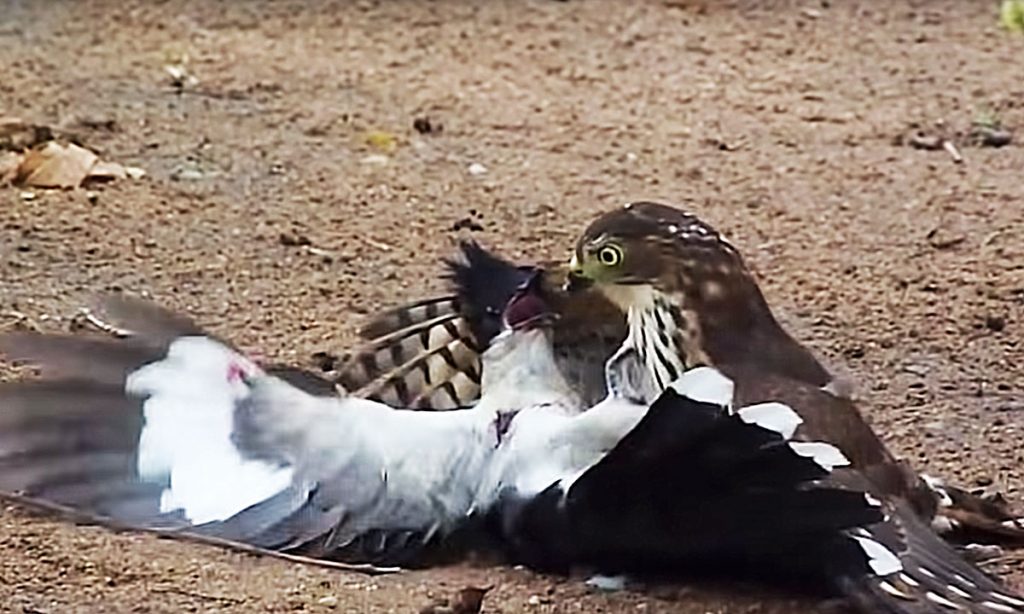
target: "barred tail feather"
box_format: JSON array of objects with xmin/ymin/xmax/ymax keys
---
[
  {"xmin": 357, "ymin": 296, "xmax": 460, "ymax": 340},
  {"xmin": 336, "ymin": 314, "xmax": 481, "ymax": 409}
]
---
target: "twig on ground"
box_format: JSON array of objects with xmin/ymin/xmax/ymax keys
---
[
  {"xmin": 74, "ymin": 308, "xmax": 133, "ymax": 337},
  {"xmin": 942, "ymin": 139, "xmax": 964, "ymax": 164}
]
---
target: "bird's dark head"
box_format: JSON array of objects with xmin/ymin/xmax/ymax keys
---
[
  {"xmin": 444, "ymin": 240, "xmax": 546, "ymax": 347},
  {"xmin": 481, "ymin": 267, "xmax": 568, "ymax": 400},
  {"xmin": 566, "ymin": 201, "xmax": 746, "ymax": 312}
]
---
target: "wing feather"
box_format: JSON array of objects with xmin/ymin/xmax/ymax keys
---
[{"xmin": 0, "ymin": 312, "xmax": 497, "ymax": 566}]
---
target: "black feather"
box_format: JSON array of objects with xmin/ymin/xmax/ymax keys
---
[
  {"xmin": 832, "ymin": 504, "xmax": 1024, "ymax": 614},
  {"xmin": 502, "ymin": 387, "xmax": 883, "ymax": 588},
  {"xmin": 443, "ymin": 241, "xmax": 536, "ymax": 347}
]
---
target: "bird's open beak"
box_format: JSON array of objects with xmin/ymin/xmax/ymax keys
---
[
  {"xmin": 563, "ymin": 253, "xmax": 593, "ymax": 293},
  {"xmin": 504, "ymin": 270, "xmax": 557, "ymax": 331}
]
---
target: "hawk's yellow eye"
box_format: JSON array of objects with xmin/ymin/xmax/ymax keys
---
[{"xmin": 597, "ymin": 244, "xmax": 623, "ymax": 267}]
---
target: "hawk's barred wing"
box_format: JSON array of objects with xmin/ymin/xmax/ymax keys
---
[
  {"xmin": 336, "ymin": 241, "xmax": 625, "ymax": 409},
  {"xmin": 357, "ymin": 296, "xmax": 461, "ymax": 341}
]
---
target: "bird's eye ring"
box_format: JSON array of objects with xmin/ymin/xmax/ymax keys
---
[{"xmin": 597, "ymin": 245, "xmax": 623, "ymax": 267}]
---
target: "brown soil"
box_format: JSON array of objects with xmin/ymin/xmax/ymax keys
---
[{"xmin": 1, "ymin": 1, "xmax": 1023, "ymax": 612}]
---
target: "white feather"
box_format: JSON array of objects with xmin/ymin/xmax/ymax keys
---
[
  {"xmin": 788, "ymin": 442, "xmax": 850, "ymax": 471},
  {"xmin": 585, "ymin": 575, "xmax": 628, "ymax": 591},
  {"xmin": 981, "ymin": 601, "xmax": 1018, "ymax": 613},
  {"xmin": 993, "ymin": 592, "xmax": 1024, "ymax": 607},
  {"xmin": 736, "ymin": 402, "xmax": 803, "ymax": 439},
  {"xmin": 851, "ymin": 535, "xmax": 903, "ymax": 576},
  {"xmin": 127, "ymin": 337, "xmax": 293, "ymax": 524},
  {"xmin": 479, "ymin": 396, "xmax": 646, "ymax": 503},
  {"xmin": 668, "ymin": 366, "xmax": 734, "ymax": 407},
  {"xmin": 920, "ymin": 473, "xmax": 954, "ymax": 507}
]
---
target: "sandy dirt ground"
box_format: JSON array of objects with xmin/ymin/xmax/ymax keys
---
[{"xmin": 1, "ymin": 0, "xmax": 1023, "ymax": 612}]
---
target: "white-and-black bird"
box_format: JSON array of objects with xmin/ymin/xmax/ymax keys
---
[{"xmin": 0, "ymin": 280, "xmax": 989, "ymax": 612}]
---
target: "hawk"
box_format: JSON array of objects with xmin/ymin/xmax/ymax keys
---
[
  {"xmin": 0, "ymin": 287, "xmax": 980, "ymax": 614},
  {"xmin": 566, "ymin": 201, "xmax": 1024, "ymax": 540}
]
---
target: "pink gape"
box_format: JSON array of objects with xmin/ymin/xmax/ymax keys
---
[{"xmin": 226, "ymin": 361, "xmax": 250, "ymax": 384}]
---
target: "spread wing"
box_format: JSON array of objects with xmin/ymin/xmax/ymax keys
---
[
  {"xmin": 0, "ymin": 298, "xmax": 497, "ymax": 566},
  {"xmin": 336, "ymin": 241, "xmax": 625, "ymax": 409},
  {"xmin": 503, "ymin": 368, "xmax": 1024, "ymax": 613},
  {"xmin": 503, "ymin": 368, "xmax": 884, "ymax": 575}
]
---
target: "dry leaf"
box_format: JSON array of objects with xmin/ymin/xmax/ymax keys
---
[
  {"xmin": 420, "ymin": 585, "xmax": 492, "ymax": 614},
  {"xmin": 16, "ymin": 141, "xmax": 98, "ymax": 188},
  {"xmin": 0, "ymin": 151, "xmax": 23, "ymax": 184},
  {"xmin": 451, "ymin": 586, "xmax": 491, "ymax": 614}
]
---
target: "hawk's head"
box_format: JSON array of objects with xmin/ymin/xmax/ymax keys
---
[
  {"xmin": 567, "ymin": 201, "xmax": 748, "ymax": 312},
  {"xmin": 567, "ymin": 201, "xmax": 832, "ymax": 389}
]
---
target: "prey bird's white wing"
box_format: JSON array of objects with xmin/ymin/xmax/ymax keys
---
[{"xmin": 0, "ymin": 306, "xmax": 506, "ymax": 565}]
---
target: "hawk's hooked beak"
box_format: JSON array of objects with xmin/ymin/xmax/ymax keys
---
[{"xmin": 563, "ymin": 253, "xmax": 593, "ymax": 293}]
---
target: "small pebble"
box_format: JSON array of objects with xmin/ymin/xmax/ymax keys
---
[
  {"xmin": 908, "ymin": 133, "xmax": 943, "ymax": 150},
  {"xmin": 361, "ymin": 154, "xmax": 390, "ymax": 166},
  {"xmin": 170, "ymin": 167, "xmax": 207, "ymax": 181},
  {"xmin": 975, "ymin": 127, "xmax": 1012, "ymax": 148},
  {"xmin": 125, "ymin": 166, "xmax": 147, "ymax": 179},
  {"xmin": 467, "ymin": 162, "xmax": 488, "ymax": 176},
  {"xmin": 317, "ymin": 595, "xmax": 339, "ymax": 608},
  {"xmin": 413, "ymin": 117, "xmax": 441, "ymax": 134},
  {"xmin": 985, "ymin": 315, "xmax": 1006, "ymax": 332}
]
